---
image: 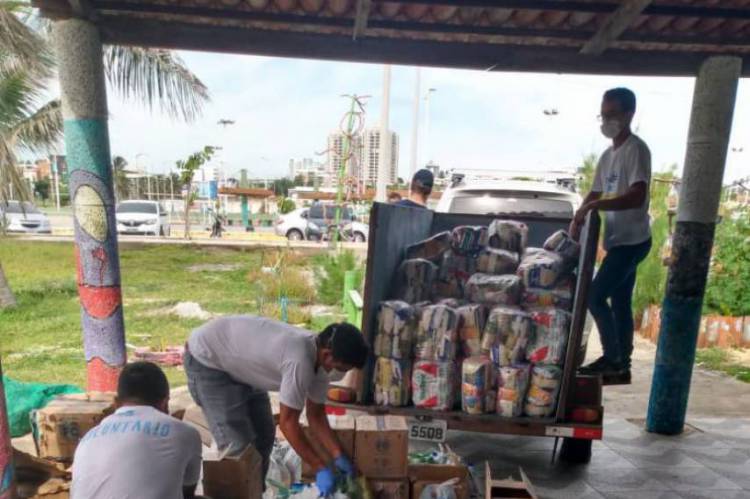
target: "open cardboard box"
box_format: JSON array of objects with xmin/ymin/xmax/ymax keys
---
[
  {"xmin": 409, "ymin": 463, "xmax": 471, "ymax": 499},
  {"xmin": 485, "ymin": 462, "xmax": 538, "ymax": 499}
]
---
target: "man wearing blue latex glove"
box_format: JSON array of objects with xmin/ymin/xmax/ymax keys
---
[
  {"xmin": 316, "ymin": 467, "xmax": 336, "ymax": 496},
  {"xmin": 334, "ymin": 455, "xmax": 355, "ymax": 477}
]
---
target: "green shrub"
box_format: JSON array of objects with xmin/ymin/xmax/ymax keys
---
[
  {"xmin": 278, "ymin": 198, "xmax": 296, "ymax": 214},
  {"xmin": 704, "ymin": 208, "xmax": 750, "ymax": 316},
  {"xmin": 312, "ymin": 250, "xmax": 364, "ymax": 306}
]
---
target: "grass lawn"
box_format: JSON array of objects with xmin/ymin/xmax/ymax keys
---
[
  {"xmin": 0, "ymin": 239, "xmax": 332, "ymax": 388},
  {"xmin": 696, "ymin": 348, "xmax": 750, "ymax": 383}
]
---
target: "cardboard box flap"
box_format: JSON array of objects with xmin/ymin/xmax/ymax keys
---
[
  {"xmin": 355, "ymin": 415, "xmax": 408, "ymax": 432},
  {"xmin": 300, "ymin": 413, "xmax": 355, "ymax": 430},
  {"xmin": 37, "ymin": 393, "xmax": 115, "ymax": 417},
  {"xmin": 410, "ymin": 464, "xmax": 471, "ymax": 499},
  {"xmin": 485, "ymin": 462, "xmax": 538, "ymax": 499}
]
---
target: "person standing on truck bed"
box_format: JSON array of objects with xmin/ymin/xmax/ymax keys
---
[
  {"xmin": 570, "ymin": 87, "xmax": 652, "ymax": 384},
  {"xmin": 184, "ymin": 316, "xmax": 369, "ymax": 496},
  {"xmin": 71, "ymin": 362, "xmax": 203, "ymax": 499},
  {"xmin": 396, "ymin": 168, "xmax": 434, "ymax": 208}
]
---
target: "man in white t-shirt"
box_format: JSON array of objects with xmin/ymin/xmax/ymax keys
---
[
  {"xmin": 570, "ymin": 87, "xmax": 652, "ymax": 384},
  {"xmin": 184, "ymin": 317, "xmax": 368, "ymax": 496},
  {"xmin": 72, "ymin": 362, "xmax": 202, "ymax": 499}
]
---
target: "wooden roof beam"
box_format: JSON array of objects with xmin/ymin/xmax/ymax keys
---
[
  {"xmin": 353, "ymin": 0, "xmax": 372, "ymax": 40},
  {"xmin": 580, "ymin": 0, "xmax": 653, "ymax": 56}
]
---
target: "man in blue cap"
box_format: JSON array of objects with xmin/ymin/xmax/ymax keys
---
[{"xmin": 396, "ymin": 169, "xmax": 434, "ymax": 209}]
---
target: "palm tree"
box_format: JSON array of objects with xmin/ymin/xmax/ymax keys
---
[
  {"xmin": 112, "ymin": 155, "xmax": 130, "ymax": 201},
  {"xmin": 0, "ymin": 2, "xmax": 210, "ymax": 309}
]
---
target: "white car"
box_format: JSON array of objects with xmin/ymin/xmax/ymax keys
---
[
  {"xmin": 116, "ymin": 200, "xmax": 170, "ymax": 236},
  {"xmin": 275, "ymin": 206, "xmax": 368, "ymax": 242},
  {"xmin": 436, "ymin": 178, "xmax": 581, "ymax": 217},
  {"xmin": 0, "ymin": 201, "xmax": 52, "ymax": 234}
]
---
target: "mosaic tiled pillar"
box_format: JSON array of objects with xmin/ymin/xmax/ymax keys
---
[
  {"xmin": 0, "ymin": 360, "xmax": 15, "ymax": 499},
  {"xmin": 647, "ymin": 57, "xmax": 742, "ymax": 435},
  {"xmin": 53, "ymin": 19, "xmax": 126, "ymax": 391}
]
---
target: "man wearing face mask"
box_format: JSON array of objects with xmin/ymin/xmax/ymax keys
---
[
  {"xmin": 184, "ymin": 317, "xmax": 368, "ymax": 496},
  {"xmin": 570, "ymin": 87, "xmax": 652, "ymax": 384}
]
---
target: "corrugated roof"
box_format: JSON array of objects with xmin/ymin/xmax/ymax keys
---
[{"xmin": 36, "ymin": 0, "xmax": 750, "ymax": 75}]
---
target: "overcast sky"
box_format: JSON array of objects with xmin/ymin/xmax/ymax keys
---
[{"xmin": 98, "ymin": 51, "xmax": 750, "ymax": 184}]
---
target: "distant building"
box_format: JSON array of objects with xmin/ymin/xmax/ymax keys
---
[
  {"xmin": 361, "ymin": 128, "xmax": 399, "ymax": 186},
  {"xmin": 326, "ymin": 132, "xmax": 362, "ymax": 188},
  {"xmin": 289, "ymin": 157, "xmax": 327, "ymax": 186},
  {"xmin": 35, "ymin": 158, "xmax": 51, "ymax": 180}
]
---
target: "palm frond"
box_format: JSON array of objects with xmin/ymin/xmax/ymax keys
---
[
  {"xmin": 0, "ymin": 140, "xmax": 32, "ymax": 205},
  {"xmin": 0, "ymin": 2, "xmax": 53, "ymax": 77},
  {"xmin": 103, "ymin": 46, "xmax": 209, "ymax": 122},
  {"xmin": 10, "ymin": 99, "xmax": 62, "ymax": 154},
  {"xmin": 0, "ymin": 65, "xmax": 40, "ymax": 130}
]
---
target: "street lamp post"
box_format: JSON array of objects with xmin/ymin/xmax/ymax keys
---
[{"xmin": 424, "ymin": 88, "xmax": 437, "ymax": 167}]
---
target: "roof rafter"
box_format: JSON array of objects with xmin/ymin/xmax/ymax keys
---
[
  {"xmin": 580, "ymin": 0, "xmax": 653, "ymax": 56},
  {"xmin": 353, "ymin": 0, "xmax": 372, "ymax": 40}
]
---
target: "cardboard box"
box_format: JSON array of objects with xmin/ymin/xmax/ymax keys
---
[
  {"xmin": 409, "ymin": 464, "xmax": 470, "ymax": 499},
  {"xmin": 35, "ymin": 393, "xmax": 115, "ymax": 463},
  {"xmin": 300, "ymin": 414, "xmax": 356, "ymax": 477},
  {"xmin": 354, "ymin": 415, "xmax": 408, "ymax": 479},
  {"xmin": 484, "ymin": 462, "xmax": 538, "ymax": 499},
  {"xmin": 203, "ymin": 445, "xmax": 263, "ymax": 499},
  {"xmin": 370, "ymin": 478, "xmax": 409, "ymax": 499}
]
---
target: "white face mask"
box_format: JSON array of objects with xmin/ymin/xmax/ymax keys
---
[
  {"xmin": 600, "ymin": 119, "xmax": 623, "ymax": 139},
  {"xmin": 327, "ymin": 369, "xmax": 346, "ymax": 382}
]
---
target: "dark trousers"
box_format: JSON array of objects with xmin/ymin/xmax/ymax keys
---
[
  {"xmin": 183, "ymin": 350, "xmax": 275, "ymax": 479},
  {"xmin": 588, "ymin": 238, "xmax": 652, "ymax": 368}
]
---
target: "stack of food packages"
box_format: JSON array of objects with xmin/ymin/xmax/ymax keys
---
[{"xmin": 375, "ymin": 221, "xmax": 581, "ymax": 418}]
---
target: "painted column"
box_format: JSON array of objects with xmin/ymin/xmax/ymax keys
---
[
  {"xmin": 0, "ymin": 360, "xmax": 15, "ymax": 498},
  {"xmin": 53, "ymin": 19, "xmax": 126, "ymax": 391},
  {"xmin": 646, "ymin": 56, "xmax": 742, "ymax": 435},
  {"xmin": 240, "ymin": 169, "xmax": 249, "ymax": 228}
]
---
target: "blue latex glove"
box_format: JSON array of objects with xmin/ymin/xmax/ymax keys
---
[
  {"xmin": 315, "ymin": 467, "xmax": 336, "ymax": 497},
  {"xmin": 334, "ymin": 455, "xmax": 355, "ymax": 477}
]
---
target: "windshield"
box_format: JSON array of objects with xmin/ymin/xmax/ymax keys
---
[
  {"xmin": 117, "ymin": 202, "xmax": 157, "ymax": 214},
  {"xmin": 2, "ymin": 202, "xmax": 40, "ymax": 214},
  {"xmin": 449, "ymin": 191, "xmax": 574, "ymax": 217}
]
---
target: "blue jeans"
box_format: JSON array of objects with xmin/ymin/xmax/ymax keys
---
[{"xmin": 588, "ymin": 238, "xmax": 652, "ymax": 369}]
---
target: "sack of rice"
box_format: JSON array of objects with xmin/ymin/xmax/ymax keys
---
[
  {"xmin": 486, "ymin": 220, "xmax": 528, "ymax": 254},
  {"xmin": 375, "ymin": 300, "xmax": 416, "ymax": 359},
  {"xmin": 466, "ymin": 273, "xmax": 521, "ymax": 306},
  {"xmin": 374, "ymin": 357, "xmax": 412, "ymax": 407},
  {"xmin": 481, "ymin": 307, "xmax": 532, "ymax": 366},
  {"xmin": 496, "ymin": 364, "xmax": 532, "ymax": 417},
  {"xmin": 476, "ymin": 248, "xmax": 519, "ymax": 275},
  {"xmin": 522, "ymin": 279, "xmax": 575, "ymax": 311},
  {"xmin": 412, "ymin": 360, "xmax": 456, "ymax": 411},
  {"xmin": 396, "ymin": 258, "xmax": 438, "ymax": 303},
  {"xmin": 526, "ymin": 308, "xmax": 571, "ymax": 366},
  {"xmin": 456, "ymin": 304, "xmax": 487, "ymax": 357},
  {"xmin": 434, "ymin": 250, "xmax": 476, "ymax": 300},
  {"xmin": 524, "ymin": 365, "xmax": 562, "ymax": 417},
  {"xmin": 451, "ymin": 225, "xmax": 488, "ymax": 255},
  {"xmin": 416, "ymin": 305, "xmax": 459, "ymax": 361},
  {"xmin": 517, "ymin": 250, "xmax": 564, "ymax": 289}
]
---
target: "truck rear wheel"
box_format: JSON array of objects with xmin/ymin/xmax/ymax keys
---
[{"xmin": 559, "ymin": 438, "xmax": 592, "ymax": 464}]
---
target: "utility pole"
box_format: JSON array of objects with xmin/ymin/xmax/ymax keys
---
[
  {"xmin": 52, "ymin": 156, "xmax": 61, "ymax": 211},
  {"xmin": 410, "ymin": 68, "xmax": 421, "ymax": 179},
  {"xmin": 376, "ymin": 65, "xmax": 392, "ymax": 203},
  {"xmin": 424, "ymin": 87, "xmax": 437, "ymax": 167}
]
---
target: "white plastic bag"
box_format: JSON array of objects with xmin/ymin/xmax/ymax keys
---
[{"xmin": 419, "ymin": 478, "xmax": 459, "ymax": 499}]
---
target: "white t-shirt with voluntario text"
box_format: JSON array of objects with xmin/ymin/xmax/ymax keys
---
[
  {"xmin": 592, "ymin": 134, "xmax": 652, "ymax": 250},
  {"xmin": 71, "ymin": 405, "xmax": 202, "ymax": 499},
  {"xmin": 187, "ymin": 315, "xmax": 329, "ymax": 410}
]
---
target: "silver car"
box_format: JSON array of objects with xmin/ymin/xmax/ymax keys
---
[
  {"xmin": 0, "ymin": 201, "xmax": 52, "ymax": 234},
  {"xmin": 274, "ymin": 205, "xmax": 368, "ymax": 242}
]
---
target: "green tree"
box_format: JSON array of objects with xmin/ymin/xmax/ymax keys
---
[
  {"xmin": 33, "ymin": 177, "xmax": 50, "ymax": 204},
  {"xmin": 272, "ymin": 177, "xmax": 294, "ymax": 197},
  {"xmin": 704, "ymin": 207, "xmax": 750, "ymax": 316},
  {"xmin": 112, "ymin": 155, "xmax": 130, "ymax": 201},
  {"xmin": 278, "ymin": 198, "xmax": 296, "ymax": 214},
  {"xmin": 577, "ymin": 153, "xmax": 597, "ymax": 194},
  {"xmin": 176, "ymin": 146, "xmax": 216, "ymax": 239}
]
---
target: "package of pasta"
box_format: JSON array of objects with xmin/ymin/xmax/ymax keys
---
[
  {"xmin": 496, "ymin": 364, "xmax": 531, "ymax": 417},
  {"xmin": 456, "ymin": 304, "xmax": 487, "ymax": 357},
  {"xmin": 482, "ymin": 307, "xmax": 532, "ymax": 366},
  {"xmin": 524, "ymin": 365, "xmax": 562, "ymax": 417},
  {"xmin": 526, "ymin": 308, "xmax": 571, "ymax": 365},
  {"xmin": 522, "ymin": 279, "xmax": 575, "ymax": 311},
  {"xmin": 466, "ymin": 273, "xmax": 521, "ymax": 306},
  {"xmin": 373, "ymin": 357, "xmax": 412, "ymax": 407},
  {"xmin": 461, "ymin": 356, "xmax": 494, "ymax": 414},
  {"xmin": 543, "ymin": 229, "xmax": 580, "ymax": 271},
  {"xmin": 412, "ymin": 360, "xmax": 456, "ymax": 411},
  {"xmin": 395, "ymin": 258, "xmax": 438, "ymax": 303},
  {"xmin": 476, "ymin": 248, "xmax": 519, "ymax": 275},
  {"xmin": 486, "ymin": 220, "xmax": 528, "ymax": 254},
  {"xmin": 517, "ymin": 250, "xmax": 564, "ymax": 289},
  {"xmin": 375, "ymin": 301, "xmax": 416, "ymax": 359},
  {"xmin": 405, "ymin": 231, "xmax": 452, "ymax": 262},
  {"xmin": 451, "ymin": 225, "xmax": 488, "ymax": 255},
  {"xmin": 416, "ymin": 305, "xmax": 459, "ymax": 361}
]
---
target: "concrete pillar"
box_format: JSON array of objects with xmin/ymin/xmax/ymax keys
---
[
  {"xmin": 240, "ymin": 169, "xmax": 249, "ymax": 228},
  {"xmin": 53, "ymin": 19, "xmax": 126, "ymax": 391},
  {"xmin": 0, "ymin": 360, "xmax": 15, "ymax": 498},
  {"xmin": 647, "ymin": 56, "xmax": 742, "ymax": 435}
]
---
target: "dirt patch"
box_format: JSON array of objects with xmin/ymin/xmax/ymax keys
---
[
  {"xmin": 727, "ymin": 348, "xmax": 750, "ymax": 365},
  {"xmin": 161, "ymin": 301, "xmax": 214, "ymax": 320},
  {"xmin": 187, "ymin": 263, "xmax": 241, "ymax": 272}
]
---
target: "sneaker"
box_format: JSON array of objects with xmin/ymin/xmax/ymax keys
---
[{"xmin": 579, "ymin": 357, "xmax": 612, "ymax": 374}]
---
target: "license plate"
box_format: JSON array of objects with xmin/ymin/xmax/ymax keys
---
[{"xmin": 407, "ymin": 417, "xmax": 447, "ymax": 442}]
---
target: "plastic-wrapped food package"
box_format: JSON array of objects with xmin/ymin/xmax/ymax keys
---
[
  {"xmin": 526, "ymin": 308, "xmax": 572, "ymax": 365},
  {"xmin": 525, "ymin": 365, "xmax": 562, "ymax": 417},
  {"xmin": 406, "ymin": 231, "xmax": 452, "ymax": 262},
  {"xmin": 451, "ymin": 225, "xmax": 488, "ymax": 255},
  {"xmin": 396, "ymin": 258, "xmax": 438, "ymax": 303},
  {"xmin": 543, "ymin": 229, "xmax": 581, "ymax": 270},
  {"xmin": 481, "ymin": 307, "xmax": 532, "ymax": 366},
  {"xmin": 412, "ymin": 360, "xmax": 456, "ymax": 411},
  {"xmin": 486, "ymin": 220, "xmax": 528, "ymax": 254},
  {"xmin": 476, "ymin": 248, "xmax": 519, "ymax": 275},
  {"xmin": 419, "ymin": 479, "xmax": 460, "ymax": 499},
  {"xmin": 375, "ymin": 300, "xmax": 416, "ymax": 359},
  {"xmin": 456, "ymin": 304, "xmax": 487, "ymax": 357},
  {"xmin": 461, "ymin": 356, "xmax": 494, "ymax": 414},
  {"xmin": 434, "ymin": 250, "xmax": 476, "ymax": 300},
  {"xmin": 374, "ymin": 357, "xmax": 412, "ymax": 407},
  {"xmin": 438, "ymin": 298, "xmax": 465, "ymax": 308},
  {"xmin": 496, "ymin": 364, "xmax": 532, "ymax": 417},
  {"xmin": 523, "ymin": 247, "xmax": 546, "ymax": 258},
  {"xmin": 416, "ymin": 305, "xmax": 459, "ymax": 361},
  {"xmin": 466, "ymin": 273, "xmax": 521, "ymax": 306},
  {"xmin": 522, "ymin": 279, "xmax": 575, "ymax": 311},
  {"xmin": 517, "ymin": 250, "xmax": 564, "ymax": 289}
]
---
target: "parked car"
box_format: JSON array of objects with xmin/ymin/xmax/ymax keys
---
[
  {"xmin": 275, "ymin": 205, "xmax": 368, "ymax": 242},
  {"xmin": 0, "ymin": 201, "xmax": 52, "ymax": 234},
  {"xmin": 116, "ymin": 200, "xmax": 170, "ymax": 236},
  {"xmin": 436, "ymin": 178, "xmax": 582, "ymax": 217}
]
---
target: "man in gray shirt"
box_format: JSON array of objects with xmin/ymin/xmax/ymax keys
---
[{"xmin": 184, "ymin": 316, "xmax": 368, "ymax": 496}]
